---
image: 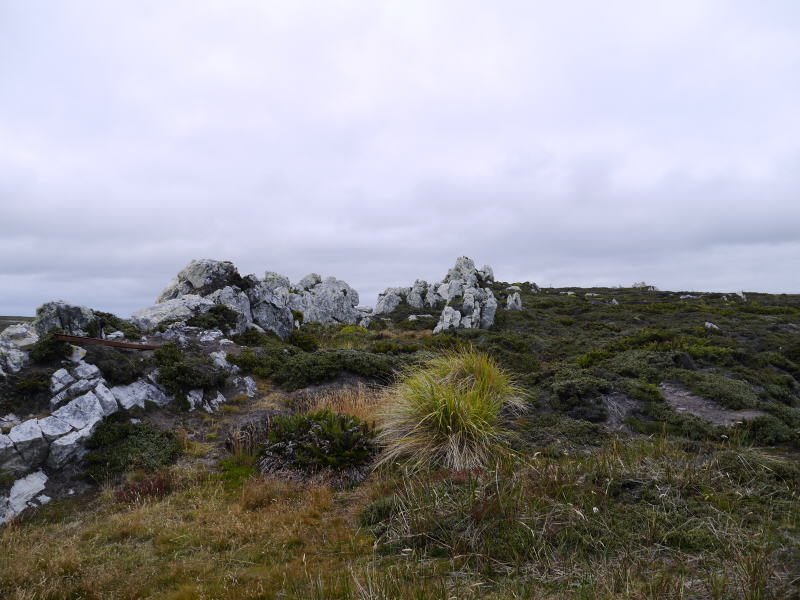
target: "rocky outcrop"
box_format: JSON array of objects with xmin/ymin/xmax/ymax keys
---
[
  {"xmin": 430, "ymin": 257, "xmax": 498, "ymax": 334},
  {"xmin": 0, "ymin": 340, "xmax": 28, "ymax": 379},
  {"xmin": 286, "ymin": 276, "xmax": 362, "ymax": 325},
  {"xmin": 0, "ymin": 323, "xmax": 39, "ymax": 348},
  {"xmin": 157, "ymin": 259, "xmax": 244, "ymax": 302},
  {"xmin": 506, "ymin": 292, "xmax": 522, "ymax": 310},
  {"xmin": 136, "ymin": 260, "xmax": 293, "ymax": 338},
  {"xmin": 33, "ymin": 301, "xmax": 96, "ymax": 336}
]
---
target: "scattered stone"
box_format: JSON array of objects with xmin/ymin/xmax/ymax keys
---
[
  {"xmin": 506, "ymin": 285, "xmax": 521, "ymax": 291},
  {"xmin": 530, "ymin": 283, "xmax": 540, "ymax": 293},
  {"xmin": 0, "ymin": 340, "xmax": 28, "ymax": 376},
  {"xmin": 610, "ymin": 299, "xmax": 619, "ymax": 306},
  {"xmin": 49, "ymin": 377, "xmax": 102, "ymax": 410},
  {"xmin": 93, "ymin": 383, "xmax": 120, "ymax": 416},
  {"xmin": 50, "ymin": 368, "xmax": 76, "ymax": 394},
  {"xmin": 8, "ymin": 420, "xmax": 48, "ymax": 465},
  {"xmin": 736, "ymin": 291, "xmax": 747, "ymax": 302},
  {"xmin": 74, "ymin": 361, "xmax": 101, "ymax": 380},
  {"xmin": 110, "ymin": 380, "xmax": 170, "ymax": 410},
  {"xmin": 105, "ymin": 331, "xmax": 125, "ymax": 341},
  {"xmin": 68, "ymin": 345, "xmax": 87, "ymax": 362},
  {"xmin": 0, "ymin": 470, "xmax": 48, "ymax": 526},
  {"xmin": 506, "ymin": 292, "xmax": 522, "ymax": 310},
  {"xmin": 705, "ymin": 322, "xmax": 720, "ymax": 331},
  {"xmin": 0, "ymin": 413, "xmax": 21, "ymax": 429}
]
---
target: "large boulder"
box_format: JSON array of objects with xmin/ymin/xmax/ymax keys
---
[
  {"xmin": 245, "ymin": 282, "xmax": 294, "ymax": 338},
  {"xmin": 131, "ymin": 295, "xmax": 215, "ymax": 333},
  {"xmin": 0, "ymin": 323, "xmax": 39, "ymax": 348},
  {"xmin": 506, "ymin": 292, "xmax": 522, "ymax": 310},
  {"xmin": 0, "ymin": 340, "xmax": 28, "ymax": 378},
  {"xmin": 32, "ymin": 301, "xmax": 96, "ymax": 336},
  {"xmin": 7, "ymin": 420, "xmax": 48, "ymax": 466},
  {"xmin": 157, "ymin": 259, "xmax": 244, "ymax": 302},
  {"xmin": 287, "ymin": 276, "xmax": 362, "ymax": 325}
]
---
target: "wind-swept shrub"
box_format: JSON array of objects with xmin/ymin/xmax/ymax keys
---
[
  {"xmin": 28, "ymin": 329, "xmax": 69, "ymax": 364},
  {"xmin": 186, "ymin": 304, "xmax": 239, "ymax": 334},
  {"xmin": 154, "ymin": 342, "xmax": 227, "ymax": 396},
  {"xmin": 377, "ymin": 348, "xmax": 525, "ymax": 470},
  {"xmin": 260, "ymin": 409, "xmax": 376, "ymax": 473}
]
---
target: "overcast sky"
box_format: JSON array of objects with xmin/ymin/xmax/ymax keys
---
[{"xmin": 1, "ymin": 1, "xmax": 799, "ymax": 316}]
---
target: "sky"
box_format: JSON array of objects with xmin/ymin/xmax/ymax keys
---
[{"xmin": 1, "ymin": 0, "xmax": 799, "ymax": 317}]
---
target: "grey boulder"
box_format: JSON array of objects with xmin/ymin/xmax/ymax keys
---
[
  {"xmin": 33, "ymin": 301, "xmax": 96, "ymax": 336},
  {"xmin": 157, "ymin": 259, "xmax": 243, "ymax": 302},
  {"xmin": 0, "ymin": 323, "xmax": 39, "ymax": 348}
]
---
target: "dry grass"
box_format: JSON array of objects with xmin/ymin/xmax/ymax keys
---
[
  {"xmin": 377, "ymin": 348, "xmax": 526, "ymax": 470},
  {"xmin": 302, "ymin": 383, "xmax": 385, "ymax": 423}
]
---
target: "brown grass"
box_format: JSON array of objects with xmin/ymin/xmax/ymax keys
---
[{"xmin": 298, "ymin": 383, "xmax": 385, "ymax": 423}]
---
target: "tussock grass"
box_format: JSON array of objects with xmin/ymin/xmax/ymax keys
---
[
  {"xmin": 302, "ymin": 383, "xmax": 384, "ymax": 422},
  {"xmin": 377, "ymin": 348, "xmax": 526, "ymax": 470}
]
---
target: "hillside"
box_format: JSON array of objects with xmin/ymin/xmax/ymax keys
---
[{"xmin": 0, "ymin": 259, "xmax": 798, "ymax": 599}]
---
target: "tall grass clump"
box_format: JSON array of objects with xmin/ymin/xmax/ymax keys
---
[{"xmin": 377, "ymin": 348, "xmax": 525, "ymax": 470}]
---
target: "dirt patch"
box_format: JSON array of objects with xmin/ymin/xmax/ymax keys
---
[{"xmin": 659, "ymin": 382, "xmax": 767, "ymax": 426}]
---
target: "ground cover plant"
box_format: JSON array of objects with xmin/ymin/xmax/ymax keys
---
[{"xmin": 1, "ymin": 285, "xmax": 799, "ymax": 598}]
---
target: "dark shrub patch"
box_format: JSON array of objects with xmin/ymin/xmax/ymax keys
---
[
  {"xmin": 86, "ymin": 311, "xmax": 142, "ymax": 340},
  {"xmin": 186, "ymin": 304, "xmax": 239, "ymax": 334},
  {"xmin": 154, "ymin": 342, "xmax": 227, "ymax": 396},
  {"xmin": 84, "ymin": 345, "xmax": 150, "ymax": 386},
  {"xmin": 231, "ymin": 328, "xmax": 281, "ymax": 347},
  {"xmin": 274, "ymin": 350, "xmax": 402, "ymax": 390},
  {"xmin": 260, "ymin": 409, "xmax": 377, "ymax": 473},
  {"xmin": 85, "ymin": 419, "xmax": 181, "ymax": 482},
  {"xmin": 28, "ymin": 329, "xmax": 69, "ymax": 364},
  {"xmin": 676, "ymin": 371, "xmax": 759, "ymax": 410},
  {"xmin": 288, "ymin": 329, "xmax": 319, "ymax": 352},
  {"xmin": 735, "ymin": 415, "xmax": 797, "ymax": 447},
  {"xmin": 14, "ymin": 372, "xmax": 51, "ymax": 395}
]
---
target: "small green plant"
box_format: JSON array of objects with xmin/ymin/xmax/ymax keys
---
[
  {"xmin": 186, "ymin": 304, "xmax": 239, "ymax": 333},
  {"xmin": 28, "ymin": 329, "xmax": 69, "ymax": 363},
  {"xmin": 274, "ymin": 350, "xmax": 402, "ymax": 390},
  {"xmin": 230, "ymin": 328, "xmax": 281, "ymax": 347},
  {"xmin": 154, "ymin": 342, "xmax": 227, "ymax": 396},
  {"xmin": 84, "ymin": 418, "xmax": 181, "ymax": 482},
  {"xmin": 260, "ymin": 409, "xmax": 377, "ymax": 473},
  {"xmin": 84, "ymin": 345, "xmax": 150, "ymax": 386},
  {"xmin": 86, "ymin": 311, "xmax": 142, "ymax": 340},
  {"xmin": 288, "ymin": 329, "xmax": 320, "ymax": 352},
  {"xmin": 377, "ymin": 348, "xmax": 525, "ymax": 470}
]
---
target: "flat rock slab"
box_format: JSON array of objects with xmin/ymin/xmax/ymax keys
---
[{"xmin": 659, "ymin": 382, "xmax": 767, "ymax": 426}]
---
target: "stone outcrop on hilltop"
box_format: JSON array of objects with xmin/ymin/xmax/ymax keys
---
[
  {"xmin": 33, "ymin": 301, "xmax": 97, "ymax": 337},
  {"xmin": 133, "ymin": 259, "xmax": 294, "ymax": 338},
  {"xmin": 370, "ymin": 257, "xmax": 498, "ymax": 333},
  {"xmin": 133, "ymin": 259, "xmax": 363, "ymax": 337}
]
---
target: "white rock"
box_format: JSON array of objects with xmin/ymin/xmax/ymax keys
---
[
  {"xmin": 0, "ymin": 470, "xmax": 48, "ymax": 526},
  {"xmin": 50, "ymin": 368, "xmax": 76, "ymax": 394},
  {"xmin": 74, "ymin": 361, "xmax": 101, "ymax": 380},
  {"xmin": 49, "ymin": 377, "xmax": 102, "ymax": 410},
  {"xmin": 610, "ymin": 298, "xmax": 620, "ymax": 306},
  {"xmin": 157, "ymin": 259, "xmax": 243, "ymax": 302},
  {"xmin": 204, "ymin": 391, "xmax": 226, "ymax": 413},
  {"xmin": 8, "ymin": 420, "xmax": 48, "ymax": 466},
  {"xmin": 105, "ymin": 331, "xmax": 125, "ymax": 341},
  {"xmin": 0, "ymin": 413, "xmax": 21, "ymax": 428},
  {"xmin": 433, "ymin": 306, "xmax": 462, "ymax": 334},
  {"xmin": 207, "ymin": 286, "xmax": 253, "ymax": 334},
  {"xmin": 199, "ymin": 329, "xmax": 224, "ymax": 342},
  {"xmin": 506, "ymin": 285, "xmax": 521, "ymax": 291},
  {"xmin": 0, "ymin": 434, "xmax": 27, "ymax": 474},
  {"xmin": 186, "ymin": 389, "xmax": 204, "ymax": 411},
  {"xmin": 36, "ymin": 415, "xmax": 74, "ymax": 441},
  {"xmin": 93, "ymin": 383, "xmax": 120, "ymax": 416},
  {"xmin": 0, "ymin": 340, "xmax": 28, "ymax": 375},
  {"xmin": 263, "ymin": 271, "xmax": 290, "ymax": 290},
  {"xmin": 46, "ymin": 425, "xmax": 96, "ymax": 469},
  {"xmin": 287, "ymin": 276, "xmax": 362, "ymax": 325},
  {"xmin": 0, "ymin": 323, "xmax": 39, "ymax": 348},
  {"xmin": 131, "ymin": 295, "xmax": 215, "ymax": 332},
  {"xmin": 506, "ymin": 292, "xmax": 522, "ymax": 310},
  {"xmin": 210, "ymin": 351, "xmax": 238, "ymax": 374},
  {"xmin": 478, "ymin": 265, "xmax": 494, "ymax": 283},
  {"xmin": 110, "ymin": 380, "xmax": 170, "ymax": 410},
  {"xmin": 33, "ymin": 301, "xmax": 96, "ymax": 336},
  {"xmin": 52, "ymin": 392, "xmax": 105, "ymax": 431},
  {"xmin": 530, "ymin": 283, "xmax": 541, "ymax": 293},
  {"xmin": 297, "ymin": 273, "xmax": 322, "ymax": 290},
  {"xmin": 704, "ymin": 321, "xmax": 720, "ymax": 330},
  {"xmin": 68, "ymin": 345, "xmax": 87, "ymax": 362}
]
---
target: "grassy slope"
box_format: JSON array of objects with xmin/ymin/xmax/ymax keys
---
[{"xmin": 1, "ymin": 287, "xmax": 799, "ymax": 599}]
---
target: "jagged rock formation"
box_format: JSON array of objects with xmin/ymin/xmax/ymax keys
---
[
  {"xmin": 33, "ymin": 301, "xmax": 96, "ymax": 336},
  {"xmin": 506, "ymin": 291, "xmax": 522, "ymax": 310},
  {"xmin": 285, "ymin": 275, "xmax": 362, "ymax": 325},
  {"xmin": 133, "ymin": 259, "xmax": 293, "ymax": 338}
]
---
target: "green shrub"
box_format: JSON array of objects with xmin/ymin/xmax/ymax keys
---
[
  {"xmin": 735, "ymin": 415, "xmax": 796, "ymax": 446},
  {"xmin": 28, "ymin": 329, "xmax": 70, "ymax": 364},
  {"xmin": 154, "ymin": 342, "xmax": 227, "ymax": 396},
  {"xmin": 84, "ymin": 418, "xmax": 181, "ymax": 482},
  {"xmin": 288, "ymin": 329, "xmax": 319, "ymax": 352},
  {"xmin": 84, "ymin": 345, "xmax": 150, "ymax": 386},
  {"xmin": 86, "ymin": 311, "xmax": 142, "ymax": 340},
  {"xmin": 275, "ymin": 350, "xmax": 401, "ymax": 390},
  {"xmin": 14, "ymin": 372, "xmax": 51, "ymax": 395},
  {"xmin": 260, "ymin": 409, "xmax": 376, "ymax": 473},
  {"xmin": 230, "ymin": 328, "xmax": 281, "ymax": 347},
  {"xmin": 227, "ymin": 346, "xmax": 289, "ymax": 379},
  {"xmin": 676, "ymin": 371, "xmax": 759, "ymax": 410},
  {"xmin": 186, "ymin": 304, "xmax": 239, "ymax": 334},
  {"xmin": 377, "ymin": 348, "xmax": 525, "ymax": 470}
]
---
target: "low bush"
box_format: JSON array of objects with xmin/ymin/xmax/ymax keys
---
[
  {"xmin": 230, "ymin": 328, "xmax": 280, "ymax": 347},
  {"xmin": 734, "ymin": 415, "xmax": 797, "ymax": 446},
  {"xmin": 260, "ymin": 409, "xmax": 377, "ymax": 473},
  {"xmin": 86, "ymin": 311, "xmax": 142, "ymax": 340},
  {"xmin": 676, "ymin": 370, "xmax": 759, "ymax": 410},
  {"xmin": 85, "ymin": 419, "xmax": 181, "ymax": 482},
  {"xmin": 288, "ymin": 329, "xmax": 319, "ymax": 352},
  {"xmin": 28, "ymin": 329, "xmax": 69, "ymax": 364},
  {"xmin": 274, "ymin": 349, "xmax": 402, "ymax": 390},
  {"xmin": 84, "ymin": 345, "xmax": 150, "ymax": 386},
  {"xmin": 377, "ymin": 348, "xmax": 525, "ymax": 470},
  {"xmin": 186, "ymin": 304, "xmax": 239, "ymax": 334},
  {"xmin": 154, "ymin": 342, "xmax": 227, "ymax": 396}
]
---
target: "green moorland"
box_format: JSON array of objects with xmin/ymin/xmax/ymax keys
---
[{"xmin": 1, "ymin": 284, "xmax": 799, "ymax": 600}]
